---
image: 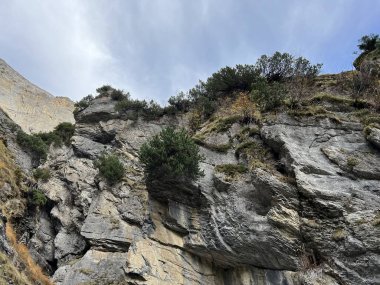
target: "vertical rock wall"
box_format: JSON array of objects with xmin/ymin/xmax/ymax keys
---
[{"xmin": 5, "ymin": 96, "xmax": 380, "ymax": 285}]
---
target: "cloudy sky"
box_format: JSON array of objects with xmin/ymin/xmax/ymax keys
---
[{"xmin": 0, "ymin": 0, "xmax": 378, "ymax": 104}]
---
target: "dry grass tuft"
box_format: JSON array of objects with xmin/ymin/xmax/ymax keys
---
[
  {"xmin": 331, "ymin": 228, "xmax": 347, "ymax": 241},
  {"xmin": 6, "ymin": 223, "xmax": 54, "ymax": 285},
  {"xmin": 0, "ymin": 251, "xmax": 32, "ymax": 285}
]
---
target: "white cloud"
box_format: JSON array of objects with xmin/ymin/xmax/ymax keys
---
[
  {"xmin": 0, "ymin": 0, "xmax": 118, "ymax": 100},
  {"xmin": 0, "ymin": 0, "xmax": 379, "ymax": 102}
]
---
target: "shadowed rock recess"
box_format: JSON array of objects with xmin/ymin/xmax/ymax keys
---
[{"xmin": 1, "ymin": 69, "xmax": 380, "ymax": 283}]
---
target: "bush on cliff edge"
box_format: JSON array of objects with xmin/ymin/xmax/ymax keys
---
[
  {"xmin": 95, "ymin": 153, "xmax": 125, "ymax": 184},
  {"xmin": 139, "ymin": 127, "xmax": 204, "ymax": 183}
]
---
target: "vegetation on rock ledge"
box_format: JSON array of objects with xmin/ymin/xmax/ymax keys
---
[
  {"xmin": 16, "ymin": 122, "xmax": 75, "ymax": 164},
  {"xmin": 95, "ymin": 153, "xmax": 125, "ymax": 185},
  {"xmin": 139, "ymin": 127, "xmax": 204, "ymax": 183}
]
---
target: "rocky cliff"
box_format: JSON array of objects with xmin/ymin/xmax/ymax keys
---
[
  {"xmin": 0, "ymin": 59, "xmax": 74, "ymax": 133},
  {"xmin": 0, "ymin": 89, "xmax": 372, "ymax": 285},
  {"xmin": 0, "ymin": 68, "xmax": 379, "ymax": 284}
]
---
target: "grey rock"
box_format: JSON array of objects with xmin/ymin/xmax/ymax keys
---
[
  {"xmin": 80, "ymin": 191, "xmax": 142, "ymax": 251},
  {"xmin": 54, "ymin": 229, "xmax": 87, "ymax": 262},
  {"xmin": 76, "ymin": 122, "xmax": 116, "ymax": 144},
  {"xmin": 75, "ymin": 96, "xmax": 118, "ymax": 123},
  {"xmin": 53, "ymin": 250, "xmax": 128, "ymax": 285},
  {"xmin": 261, "ymin": 120, "xmax": 380, "ymax": 285},
  {"xmin": 212, "ymin": 172, "xmax": 232, "ymax": 192},
  {"xmin": 321, "ymin": 145, "xmax": 380, "ymax": 180},
  {"xmin": 204, "ymin": 132, "xmax": 230, "ymax": 146},
  {"xmin": 366, "ymin": 126, "xmax": 380, "ymax": 149},
  {"xmin": 0, "ymin": 108, "xmax": 32, "ymax": 170},
  {"xmin": 26, "ymin": 211, "xmax": 56, "ymax": 274},
  {"xmin": 71, "ymin": 135, "xmax": 110, "ymax": 158},
  {"xmin": 344, "ymin": 236, "xmax": 366, "ymax": 256},
  {"xmin": 0, "ymin": 58, "xmax": 74, "ymax": 133},
  {"xmin": 0, "ymin": 213, "xmax": 11, "ymax": 254}
]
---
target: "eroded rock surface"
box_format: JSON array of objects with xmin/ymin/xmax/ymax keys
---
[
  {"xmin": 261, "ymin": 118, "xmax": 380, "ymax": 285},
  {"xmin": 0, "ymin": 58, "xmax": 74, "ymax": 133},
  {"xmin": 14, "ymin": 96, "xmax": 379, "ymax": 285}
]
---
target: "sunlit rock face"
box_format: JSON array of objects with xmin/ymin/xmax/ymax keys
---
[{"xmin": 0, "ymin": 58, "xmax": 74, "ymax": 133}]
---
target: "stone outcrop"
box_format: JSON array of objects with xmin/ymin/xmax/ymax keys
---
[
  {"xmin": 261, "ymin": 118, "xmax": 380, "ymax": 285},
  {"xmin": 0, "ymin": 91, "xmax": 378, "ymax": 285},
  {"xmin": 366, "ymin": 126, "xmax": 380, "ymax": 150},
  {"xmin": 8, "ymin": 95, "xmax": 373, "ymax": 285},
  {"xmin": 0, "ymin": 58, "xmax": 74, "ymax": 133}
]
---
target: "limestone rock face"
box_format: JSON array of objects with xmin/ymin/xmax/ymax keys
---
[
  {"xmin": 8, "ymin": 96, "xmax": 378, "ymax": 285},
  {"xmin": 261, "ymin": 118, "xmax": 380, "ymax": 285},
  {"xmin": 366, "ymin": 126, "xmax": 380, "ymax": 149},
  {"xmin": 0, "ymin": 58, "xmax": 74, "ymax": 133},
  {"xmin": 0, "ymin": 107, "xmax": 32, "ymax": 169}
]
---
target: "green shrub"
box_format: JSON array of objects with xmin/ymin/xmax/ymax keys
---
[
  {"xmin": 188, "ymin": 111, "xmax": 202, "ymax": 132},
  {"xmin": 31, "ymin": 189, "xmax": 47, "ymax": 206},
  {"xmin": 182, "ymin": 52, "xmax": 321, "ymax": 119},
  {"xmin": 96, "ymin": 85, "xmax": 113, "ymax": 97},
  {"xmin": 35, "ymin": 132, "xmax": 62, "ymax": 147},
  {"xmin": 95, "ymin": 153, "xmax": 125, "ymax": 184},
  {"xmin": 163, "ymin": 105, "xmax": 177, "ymax": 116},
  {"xmin": 255, "ymin": 52, "xmax": 322, "ymax": 82},
  {"xmin": 16, "ymin": 131, "xmax": 48, "ymax": 162},
  {"xmin": 168, "ymin": 92, "xmax": 191, "ymax": 112},
  {"xmin": 195, "ymin": 96, "xmax": 217, "ymax": 119},
  {"xmin": 205, "ymin": 64, "xmax": 260, "ymax": 95},
  {"xmin": 189, "ymin": 83, "xmax": 207, "ymax": 101},
  {"xmin": 115, "ymin": 98, "xmax": 147, "ymax": 113},
  {"xmin": 33, "ymin": 122, "xmax": 75, "ymax": 148},
  {"xmin": 139, "ymin": 127, "xmax": 204, "ymax": 183},
  {"xmin": 53, "ymin": 122, "xmax": 75, "ymax": 146},
  {"xmin": 115, "ymin": 98, "xmax": 165, "ymax": 121},
  {"xmin": 17, "ymin": 123, "xmax": 74, "ymax": 164},
  {"xmin": 288, "ymin": 106, "xmax": 342, "ymax": 124},
  {"xmin": 33, "ymin": 168, "xmax": 51, "ymax": 182},
  {"xmin": 255, "ymin": 52, "xmax": 293, "ymax": 82},
  {"xmin": 346, "ymin": 156, "xmax": 359, "ymax": 170},
  {"xmin": 358, "ymin": 34, "xmax": 380, "ymax": 53},
  {"xmin": 110, "ymin": 89, "xmax": 128, "ymax": 101},
  {"xmin": 74, "ymin": 95, "xmax": 94, "ymax": 110},
  {"xmin": 250, "ymin": 79, "xmax": 287, "ymax": 111},
  {"xmin": 189, "ymin": 64, "xmax": 260, "ymax": 102},
  {"xmin": 142, "ymin": 100, "xmax": 164, "ymax": 120}
]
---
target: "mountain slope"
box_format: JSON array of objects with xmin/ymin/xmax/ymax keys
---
[{"xmin": 0, "ymin": 59, "xmax": 74, "ymax": 133}]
